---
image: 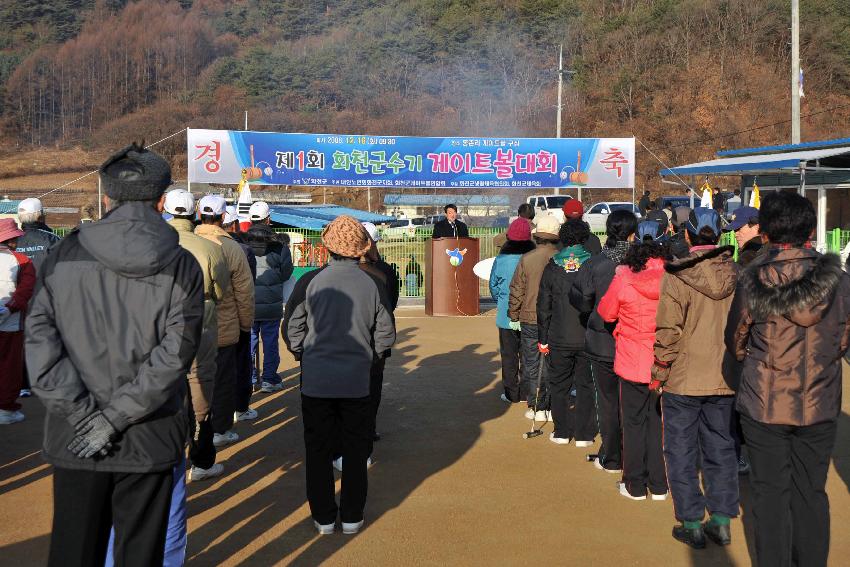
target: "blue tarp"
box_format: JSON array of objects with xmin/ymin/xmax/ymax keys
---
[{"xmin": 269, "ymin": 205, "xmax": 394, "ymax": 229}]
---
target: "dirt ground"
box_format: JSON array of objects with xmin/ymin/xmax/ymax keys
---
[{"xmin": 2, "ymin": 309, "xmax": 850, "ymax": 566}]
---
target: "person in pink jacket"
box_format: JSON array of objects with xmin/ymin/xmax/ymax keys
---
[{"xmin": 597, "ymin": 221, "xmax": 669, "ymax": 501}]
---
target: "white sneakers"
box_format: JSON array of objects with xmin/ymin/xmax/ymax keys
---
[
  {"xmin": 313, "ymin": 519, "xmax": 365, "ymax": 535},
  {"xmin": 0, "ymin": 409, "xmax": 24, "ymax": 425},
  {"xmin": 592, "ymin": 457, "xmax": 622, "ymax": 474},
  {"xmin": 213, "ymin": 430, "xmax": 239, "ymax": 447},
  {"xmin": 314, "ymin": 521, "xmax": 335, "ymax": 535},
  {"xmin": 234, "ymin": 408, "xmax": 258, "ymax": 421},
  {"xmin": 524, "ymin": 409, "xmax": 551, "ymax": 421},
  {"xmin": 549, "ymin": 432, "xmax": 571, "ymax": 445},
  {"xmin": 260, "ymin": 382, "xmax": 283, "ymax": 393},
  {"xmin": 342, "ymin": 520, "xmax": 364, "ymax": 535},
  {"xmin": 618, "ymin": 482, "xmax": 647, "ymax": 501},
  {"xmin": 574, "ymin": 440, "xmax": 594, "ymax": 448},
  {"xmin": 651, "ymin": 492, "xmax": 668, "ymax": 501},
  {"xmin": 190, "ymin": 463, "xmax": 225, "ymax": 481},
  {"xmin": 19, "ymin": 389, "xmax": 31, "ymax": 398}
]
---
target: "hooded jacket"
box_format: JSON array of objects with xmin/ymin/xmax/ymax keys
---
[
  {"xmin": 245, "ymin": 224, "xmax": 293, "ymax": 321},
  {"xmin": 195, "ymin": 223, "xmax": 255, "ymax": 346},
  {"xmin": 653, "ymin": 246, "xmax": 738, "ymax": 396},
  {"xmin": 489, "ymin": 239, "xmax": 535, "ymax": 329},
  {"xmin": 508, "ymin": 240, "xmax": 558, "ymax": 325},
  {"xmin": 568, "ymin": 242, "xmax": 629, "ymax": 362},
  {"xmin": 597, "ymin": 257, "xmax": 665, "ymax": 383},
  {"xmin": 725, "ymin": 247, "xmax": 850, "ymax": 426},
  {"xmin": 27, "ymin": 202, "xmax": 204, "ymax": 473},
  {"xmin": 538, "ymin": 245, "xmax": 592, "ymax": 350}
]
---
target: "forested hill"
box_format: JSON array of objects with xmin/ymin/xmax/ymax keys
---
[{"xmin": 2, "ymin": 0, "xmax": 850, "ymax": 189}]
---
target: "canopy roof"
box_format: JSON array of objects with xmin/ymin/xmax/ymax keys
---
[
  {"xmin": 660, "ymin": 146, "xmax": 850, "ymax": 177},
  {"xmin": 269, "ymin": 205, "xmax": 394, "ymax": 230}
]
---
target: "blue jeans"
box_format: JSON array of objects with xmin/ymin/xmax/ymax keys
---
[
  {"xmin": 105, "ymin": 456, "xmax": 187, "ymax": 567},
  {"xmin": 252, "ymin": 320, "xmax": 281, "ymax": 385}
]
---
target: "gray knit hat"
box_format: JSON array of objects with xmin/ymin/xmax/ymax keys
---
[{"xmin": 99, "ymin": 142, "xmax": 172, "ymax": 201}]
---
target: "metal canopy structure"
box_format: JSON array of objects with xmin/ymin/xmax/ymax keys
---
[
  {"xmin": 658, "ymin": 137, "xmax": 850, "ymax": 251},
  {"xmin": 659, "ymin": 146, "xmax": 850, "ymax": 177}
]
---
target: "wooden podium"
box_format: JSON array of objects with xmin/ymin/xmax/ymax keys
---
[{"xmin": 425, "ymin": 237, "xmax": 480, "ymax": 316}]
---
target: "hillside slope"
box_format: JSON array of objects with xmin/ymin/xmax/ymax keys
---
[{"xmin": 2, "ymin": 0, "xmax": 850, "ymax": 192}]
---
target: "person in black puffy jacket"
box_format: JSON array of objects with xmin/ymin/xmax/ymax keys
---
[
  {"xmin": 538, "ymin": 219, "xmax": 595, "ymax": 445},
  {"xmin": 568, "ymin": 209, "xmax": 637, "ymax": 473},
  {"xmin": 244, "ymin": 203, "xmax": 293, "ymax": 393}
]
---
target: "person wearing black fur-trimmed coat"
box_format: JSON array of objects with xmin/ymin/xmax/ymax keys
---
[{"xmin": 724, "ymin": 192, "xmax": 850, "ymax": 567}]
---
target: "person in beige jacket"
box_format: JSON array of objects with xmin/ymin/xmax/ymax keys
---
[
  {"xmin": 163, "ymin": 190, "xmax": 231, "ymax": 481},
  {"xmin": 651, "ymin": 208, "xmax": 739, "ymax": 550},
  {"xmin": 507, "ymin": 214, "xmax": 559, "ymax": 413},
  {"xmin": 195, "ymin": 195, "xmax": 255, "ymax": 449}
]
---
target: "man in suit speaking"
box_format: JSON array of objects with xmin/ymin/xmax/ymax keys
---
[{"xmin": 431, "ymin": 204, "xmax": 469, "ymax": 239}]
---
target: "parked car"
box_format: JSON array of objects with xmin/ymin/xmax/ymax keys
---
[
  {"xmin": 526, "ymin": 194, "xmax": 573, "ymax": 224},
  {"xmin": 657, "ymin": 196, "xmax": 692, "ymax": 211},
  {"xmin": 582, "ymin": 202, "xmax": 641, "ymax": 232},
  {"xmin": 382, "ymin": 217, "xmax": 434, "ymax": 240}
]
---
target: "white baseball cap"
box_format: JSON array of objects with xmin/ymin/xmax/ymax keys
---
[
  {"xmin": 249, "ymin": 201, "xmax": 271, "ymax": 221},
  {"xmin": 17, "ymin": 197, "xmax": 43, "ymax": 215},
  {"xmin": 199, "ymin": 195, "xmax": 227, "ymax": 216},
  {"xmin": 163, "ymin": 190, "xmax": 195, "ymax": 216},
  {"xmin": 361, "ymin": 222, "xmax": 381, "ymax": 242},
  {"xmin": 223, "ymin": 205, "xmax": 239, "ymax": 226}
]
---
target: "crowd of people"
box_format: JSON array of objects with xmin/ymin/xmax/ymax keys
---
[
  {"xmin": 0, "ymin": 141, "xmax": 847, "ymax": 566},
  {"xmin": 490, "ymin": 192, "xmax": 848, "ymax": 566},
  {"xmin": 0, "ymin": 143, "xmax": 399, "ymax": 565}
]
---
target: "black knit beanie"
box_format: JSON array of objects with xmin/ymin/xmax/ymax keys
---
[{"xmin": 99, "ymin": 142, "xmax": 172, "ymax": 201}]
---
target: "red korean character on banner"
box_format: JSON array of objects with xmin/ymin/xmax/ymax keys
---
[
  {"xmin": 599, "ymin": 147, "xmax": 629, "ymax": 178},
  {"xmin": 194, "ymin": 140, "xmax": 221, "ymax": 173},
  {"xmin": 493, "ymin": 149, "xmax": 516, "ymax": 179},
  {"xmin": 536, "ymin": 150, "xmax": 557, "ymax": 174}
]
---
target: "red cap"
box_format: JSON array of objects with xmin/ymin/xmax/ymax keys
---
[
  {"xmin": 506, "ymin": 218, "xmax": 532, "ymax": 241},
  {"xmin": 562, "ymin": 199, "xmax": 584, "ymax": 218}
]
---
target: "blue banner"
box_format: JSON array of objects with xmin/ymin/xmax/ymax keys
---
[{"xmin": 188, "ymin": 129, "xmax": 635, "ymax": 189}]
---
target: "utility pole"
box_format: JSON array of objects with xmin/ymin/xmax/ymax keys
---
[
  {"xmin": 556, "ymin": 44, "xmax": 563, "ymax": 140},
  {"xmin": 367, "ymin": 186, "xmax": 372, "ymax": 212},
  {"xmin": 555, "ymin": 44, "xmax": 563, "ymax": 196},
  {"xmin": 244, "ymin": 110, "xmax": 248, "ymax": 131},
  {"xmin": 791, "ymin": 0, "xmax": 800, "ymax": 145}
]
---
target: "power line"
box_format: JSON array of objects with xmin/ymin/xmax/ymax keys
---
[{"xmin": 38, "ymin": 128, "xmax": 188, "ymax": 199}]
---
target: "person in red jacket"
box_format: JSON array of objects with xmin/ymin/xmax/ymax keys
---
[
  {"xmin": 0, "ymin": 218, "xmax": 36, "ymax": 424},
  {"xmin": 597, "ymin": 220, "xmax": 668, "ymax": 501}
]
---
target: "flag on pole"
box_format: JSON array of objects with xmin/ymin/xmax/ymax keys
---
[
  {"xmin": 749, "ymin": 181, "xmax": 761, "ymax": 208},
  {"xmin": 799, "ymin": 69, "xmax": 805, "ymax": 98},
  {"xmin": 699, "ymin": 181, "xmax": 713, "ymax": 208}
]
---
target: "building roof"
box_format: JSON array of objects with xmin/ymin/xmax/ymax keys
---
[
  {"xmin": 383, "ymin": 193, "xmax": 511, "ymax": 206},
  {"xmin": 0, "ymin": 199, "xmax": 21, "ymax": 214},
  {"xmin": 660, "ymin": 146, "xmax": 850, "ymax": 177},
  {"xmin": 716, "ymin": 136, "xmax": 850, "ymax": 157},
  {"xmin": 269, "ymin": 205, "xmax": 394, "ymax": 230}
]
